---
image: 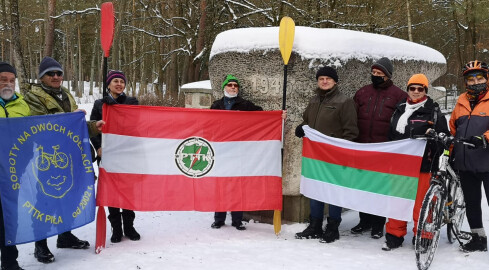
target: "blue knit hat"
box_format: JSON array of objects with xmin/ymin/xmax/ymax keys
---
[{"xmin": 38, "ymin": 56, "xmax": 63, "ymax": 79}]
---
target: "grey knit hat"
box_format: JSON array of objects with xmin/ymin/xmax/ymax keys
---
[
  {"xmin": 371, "ymin": 57, "xmax": 393, "ymax": 78},
  {"xmin": 38, "ymin": 56, "xmax": 63, "ymax": 79}
]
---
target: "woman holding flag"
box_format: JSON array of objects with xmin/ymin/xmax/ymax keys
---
[
  {"xmin": 90, "ymin": 70, "xmax": 140, "ymax": 243},
  {"xmin": 382, "ymin": 74, "xmax": 449, "ymax": 251}
]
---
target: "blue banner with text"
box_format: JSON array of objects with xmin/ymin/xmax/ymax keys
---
[{"xmin": 0, "ymin": 112, "xmax": 95, "ymax": 245}]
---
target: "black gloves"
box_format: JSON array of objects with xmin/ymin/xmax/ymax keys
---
[
  {"xmin": 467, "ymin": 135, "xmax": 487, "ymax": 149},
  {"xmin": 295, "ymin": 124, "xmax": 305, "ymax": 138}
]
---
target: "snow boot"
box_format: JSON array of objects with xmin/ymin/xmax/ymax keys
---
[
  {"xmin": 1, "ymin": 264, "xmax": 24, "ymax": 270},
  {"xmin": 211, "ymin": 221, "xmax": 225, "ymax": 229},
  {"xmin": 232, "ymin": 221, "xmax": 246, "ymax": 230},
  {"xmin": 371, "ymin": 224, "xmax": 384, "ymax": 239},
  {"xmin": 34, "ymin": 239, "xmax": 55, "ymax": 263},
  {"xmin": 350, "ymin": 221, "xmax": 371, "ymax": 234},
  {"xmin": 295, "ymin": 217, "xmax": 323, "ymax": 239},
  {"xmin": 320, "ymin": 217, "xmax": 340, "ymax": 243},
  {"xmin": 460, "ymin": 233, "xmax": 487, "ymax": 252},
  {"xmin": 382, "ymin": 233, "xmax": 404, "ymax": 251},
  {"xmin": 122, "ymin": 211, "xmax": 140, "ymax": 241},
  {"xmin": 108, "ymin": 212, "xmax": 123, "ymax": 243},
  {"xmin": 56, "ymin": 231, "xmax": 90, "ymax": 249}
]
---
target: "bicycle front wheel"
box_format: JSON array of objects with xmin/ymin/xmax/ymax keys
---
[
  {"xmin": 447, "ymin": 178, "xmax": 466, "ymax": 244},
  {"xmin": 415, "ymin": 184, "xmax": 446, "ymax": 270}
]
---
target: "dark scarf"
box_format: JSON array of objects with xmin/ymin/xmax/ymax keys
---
[{"xmin": 41, "ymin": 83, "xmax": 71, "ymax": 112}]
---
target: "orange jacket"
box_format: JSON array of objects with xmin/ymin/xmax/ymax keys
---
[{"xmin": 449, "ymin": 91, "xmax": 489, "ymax": 172}]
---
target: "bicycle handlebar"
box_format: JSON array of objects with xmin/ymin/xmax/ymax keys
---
[{"xmin": 413, "ymin": 132, "xmax": 475, "ymax": 148}]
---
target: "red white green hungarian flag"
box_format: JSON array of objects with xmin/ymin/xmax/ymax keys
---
[
  {"xmin": 95, "ymin": 104, "xmax": 282, "ymax": 252},
  {"xmin": 301, "ymin": 125, "xmax": 426, "ymax": 221}
]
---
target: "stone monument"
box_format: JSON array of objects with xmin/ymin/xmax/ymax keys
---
[{"xmin": 207, "ymin": 26, "xmax": 446, "ymax": 222}]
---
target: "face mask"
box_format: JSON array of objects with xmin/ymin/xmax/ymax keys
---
[
  {"xmin": 223, "ymin": 90, "xmax": 237, "ymax": 98},
  {"xmin": 467, "ymin": 83, "xmax": 487, "ymax": 95},
  {"xmin": 371, "ymin": 75, "xmax": 385, "ymax": 86}
]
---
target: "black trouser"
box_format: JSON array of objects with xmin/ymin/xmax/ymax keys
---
[
  {"xmin": 0, "ymin": 200, "xmax": 19, "ymax": 269},
  {"xmin": 359, "ymin": 212, "xmax": 386, "ymax": 230},
  {"xmin": 214, "ymin": 211, "xmax": 243, "ymax": 224},
  {"xmin": 108, "ymin": 207, "xmax": 135, "ymax": 224},
  {"xmin": 459, "ymin": 171, "xmax": 489, "ymax": 230}
]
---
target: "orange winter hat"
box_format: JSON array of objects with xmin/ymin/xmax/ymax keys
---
[{"xmin": 407, "ymin": 74, "xmax": 429, "ymax": 89}]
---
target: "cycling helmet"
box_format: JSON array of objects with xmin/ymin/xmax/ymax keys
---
[{"xmin": 462, "ymin": 60, "xmax": 489, "ymax": 76}]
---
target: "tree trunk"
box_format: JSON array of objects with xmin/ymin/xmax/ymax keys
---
[
  {"xmin": 43, "ymin": 0, "xmax": 56, "ymax": 57},
  {"xmin": 77, "ymin": 14, "xmax": 83, "ymax": 97},
  {"xmin": 193, "ymin": 0, "xmax": 207, "ymax": 81},
  {"xmin": 406, "ymin": 0, "xmax": 412, "ymax": 42},
  {"xmin": 164, "ymin": 0, "xmax": 180, "ymax": 106},
  {"xmin": 1, "ymin": 0, "xmax": 7, "ymax": 61},
  {"xmin": 10, "ymin": 0, "xmax": 29, "ymax": 93},
  {"xmin": 89, "ymin": 29, "xmax": 98, "ymax": 96}
]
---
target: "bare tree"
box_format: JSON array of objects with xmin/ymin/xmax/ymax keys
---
[
  {"xmin": 43, "ymin": 0, "xmax": 56, "ymax": 56},
  {"xmin": 10, "ymin": 0, "xmax": 29, "ymax": 93}
]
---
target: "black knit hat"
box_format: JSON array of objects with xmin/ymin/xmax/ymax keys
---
[
  {"xmin": 38, "ymin": 56, "xmax": 63, "ymax": 79},
  {"xmin": 316, "ymin": 66, "xmax": 338, "ymax": 82},
  {"xmin": 0, "ymin": 62, "xmax": 16, "ymax": 77},
  {"xmin": 371, "ymin": 57, "xmax": 393, "ymax": 78}
]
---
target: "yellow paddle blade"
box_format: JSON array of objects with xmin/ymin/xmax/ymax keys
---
[
  {"xmin": 279, "ymin": 17, "xmax": 295, "ymax": 65},
  {"xmin": 273, "ymin": 210, "xmax": 282, "ymax": 235}
]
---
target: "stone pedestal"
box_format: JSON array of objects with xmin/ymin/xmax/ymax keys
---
[
  {"xmin": 181, "ymin": 81, "xmax": 212, "ymax": 109},
  {"xmin": 207, "ymin": 27, "xmax": 447, "ymax": 223}
]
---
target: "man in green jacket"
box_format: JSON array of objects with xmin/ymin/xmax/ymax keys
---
[
  {"xmin": 0, "ymin": 61, "xmax": 28, "ymax": 270},
  {"xmin": 24, "ymin": 56, "xmax": 103, "ymax": 264}
]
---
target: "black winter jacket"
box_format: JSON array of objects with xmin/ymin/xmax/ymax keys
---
[
  {"xmin": 211, "ymin": 96, "xmax": 262, "ymax": 111},
  {"xmin": 90, "ymin": 94, "xmax": 139, "ymax": 150},
  {"xmin": 389, "ymin": 97, "xmax": 449, "ymax": 172}
]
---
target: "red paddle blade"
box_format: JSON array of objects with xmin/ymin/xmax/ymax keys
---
[{"xmin": 100, "ymin": 2, "xmax": 115, "ymax": 57}]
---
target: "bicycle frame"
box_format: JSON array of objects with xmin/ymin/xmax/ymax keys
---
[{"xmin": 415, "ymin": 132, "xmax": 470, "ymax": 270}]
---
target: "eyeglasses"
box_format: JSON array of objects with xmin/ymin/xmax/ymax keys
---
[
  {"xmin": 226, "ymin": 83, "xmax": 239, "ymax": 88},
  {"xmin": 45, "ymin": 71, "xmax": 63, "ymax": 77},
  {"xmin": 465, "ymin": 73, "xmax": 486, "ymax": 81},
  {"xmin": 408, "ymin": 86, "xmax": 425, "ymax": 92}
]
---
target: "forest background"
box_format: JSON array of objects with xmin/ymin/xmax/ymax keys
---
[{"xmin": 1, "ymin": 0, "xmax": 488, "ymax": 106}]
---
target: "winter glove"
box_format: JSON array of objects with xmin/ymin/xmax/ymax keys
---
[
  {"xmin": 467, "ymin": 135, "xmax": 487, "ymax": 149},
  {"xmin": 295, "ymin": 124, "xmax": 305, "ymax": 138}
]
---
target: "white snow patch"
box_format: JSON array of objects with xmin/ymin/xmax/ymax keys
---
[{"xmin": 180, "ymin": 80, "xmax": 212, "ymax": 90}]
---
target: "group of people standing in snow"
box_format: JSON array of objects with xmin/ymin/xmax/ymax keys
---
[
  {"xmin": 1, "ymin": 54, "xmax": 489, "ymax": 270},
  {"xmin": 293, "ymin": 58, "xmax": 489, "ymax": 254}
]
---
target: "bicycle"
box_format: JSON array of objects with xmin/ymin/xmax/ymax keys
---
[
  {"xmin": 35, "ymin": 145, "xmax": 69, "ymax": 171},
  {"xmin": 414, "ymin": 132, "xmax": 472, "ymax": 270}
]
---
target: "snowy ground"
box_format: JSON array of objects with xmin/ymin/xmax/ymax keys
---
[
  {"xmin": 15, "ymin": 205, "xmax": 489, "ymax": 270},
  {"xmin": 13, "ymin": 98, "xmax": 489, "ymax": 270}
]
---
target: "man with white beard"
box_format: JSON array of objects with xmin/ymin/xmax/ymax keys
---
[{"xmin": 0, "ymin": 61, "xmax": 29, "ymax": 270}]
